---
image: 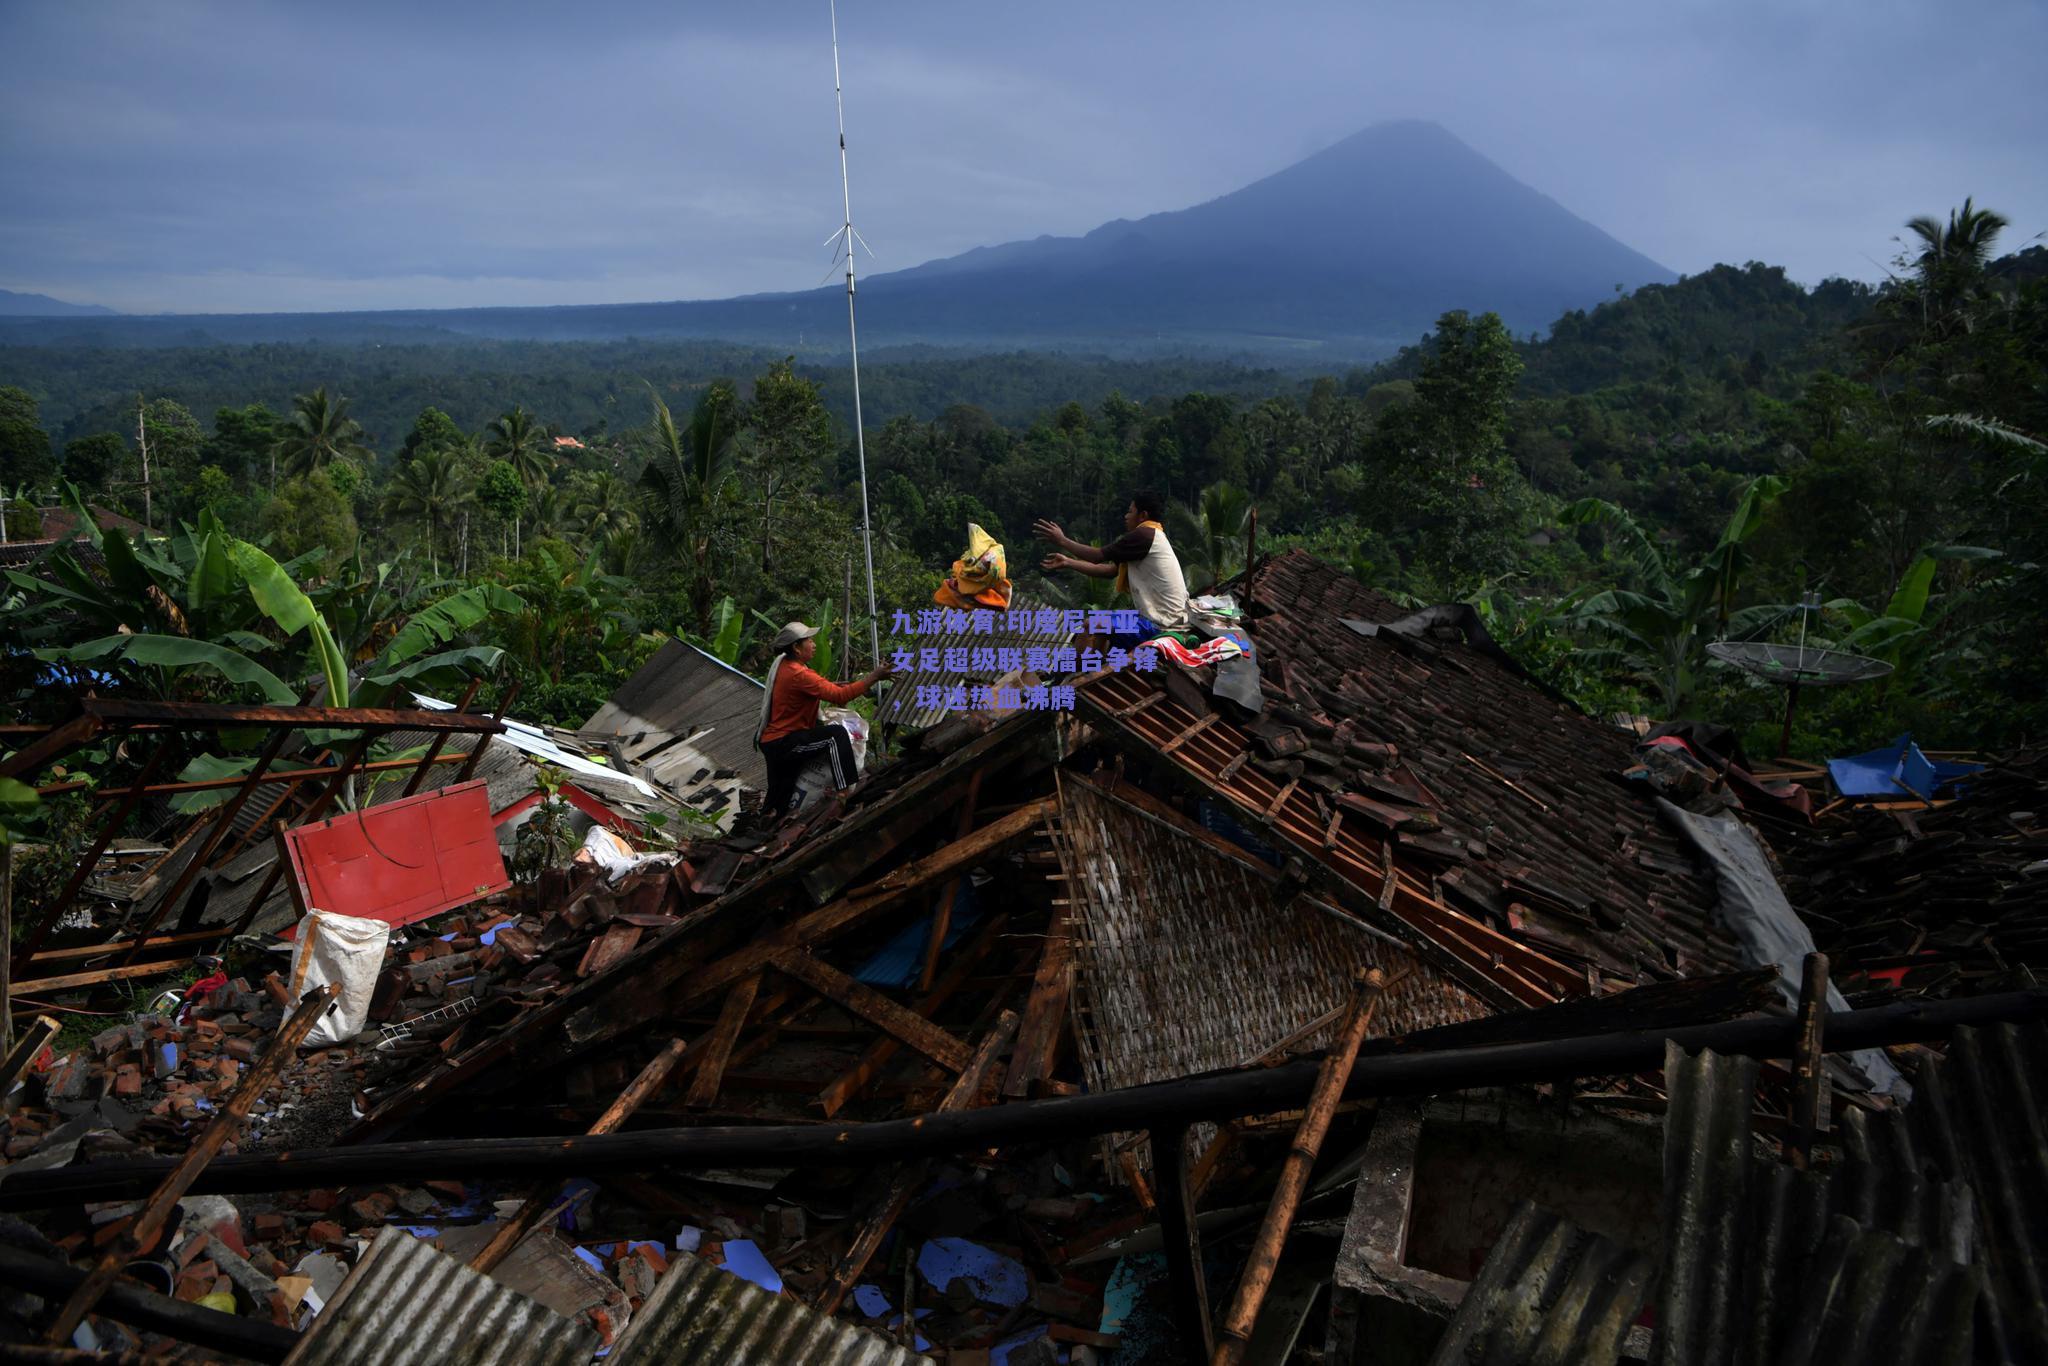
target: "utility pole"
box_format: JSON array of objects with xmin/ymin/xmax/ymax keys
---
[{"xmin": 828, "ymin": 0, "xmax": 881, "ymax": 669}]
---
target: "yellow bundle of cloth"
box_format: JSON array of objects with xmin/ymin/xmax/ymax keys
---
[{"xmin": 933, "ymin": 522, "xmax": 1012, "ymax": 610}]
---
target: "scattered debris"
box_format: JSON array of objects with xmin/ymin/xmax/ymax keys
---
[{"xmin": 3, "ymin": 551, "xmax": 2044, "ymax": 1363}]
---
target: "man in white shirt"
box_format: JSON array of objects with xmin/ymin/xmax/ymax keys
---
[{"xmin": 1033, "ymin": 489, "xmax": 1191, "ymax": 634}]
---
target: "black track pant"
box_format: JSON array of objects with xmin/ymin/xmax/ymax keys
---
[{"xmin": 761, "ymin": 723, "xmax": 856, "ymax": 816}]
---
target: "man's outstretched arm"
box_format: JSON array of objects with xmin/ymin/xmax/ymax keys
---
[
  {"xmin": 1042, "ymin": 552, "xmax": 1118, "ymax": 579},
  {"xmin": 1032, "ymin": 518, "xmax": 1107, "ymax": 563}
]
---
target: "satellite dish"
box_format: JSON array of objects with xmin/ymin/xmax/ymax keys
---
[{"xmin": 1706, "ymin": 594, "xmax": 1893, "ymax": 757}]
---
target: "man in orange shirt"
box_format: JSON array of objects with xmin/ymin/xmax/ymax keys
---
[{"xmin": 755, "ymin": 621, "xmax": 897, "ymax": 818}]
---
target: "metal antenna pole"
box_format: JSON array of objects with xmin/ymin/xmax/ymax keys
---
[{"xmin": 830, "ymin": 0, "xmax": 882, "ymax": 670}]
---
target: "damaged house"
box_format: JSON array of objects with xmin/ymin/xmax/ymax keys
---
[{"xmin": 2, "ymin": 549, "xmax": 2042, "ymax": 1364}]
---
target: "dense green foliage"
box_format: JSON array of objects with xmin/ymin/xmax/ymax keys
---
[{"xmin": 3, "ymin": 221, "xmax": 2042, "ymax": 768}]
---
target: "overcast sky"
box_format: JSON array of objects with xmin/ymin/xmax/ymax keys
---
[{"xmin": 3, "ymin": 0, "xmax": 2043, "ymax": 315}]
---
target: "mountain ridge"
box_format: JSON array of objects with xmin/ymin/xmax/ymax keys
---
[
  {"xmin": 0, "ymin": 288, "xmax": 117, "ymax": 318},
  {"xmin": 0, "ymin": 121, "xmax": 1673, "ymax": 358}
]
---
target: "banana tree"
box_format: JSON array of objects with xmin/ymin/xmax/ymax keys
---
[
  {"xmin": 12, "ymin": 490, "xmax": 519, "ymax": 802},
  {"xmin": 1808, "ymin": 544, "xmax": 2003, "ymax": 675},
  {"xmin": 1560, "ymin": 474, "xmax": 1787, "ymax": 716},
  {"xmin": 685, "ymin": 595, "xmax": 752, "ymax": 666},
  {"xmin": 15, "ymin": 498, "xmax": 349, "ymax": 707}
]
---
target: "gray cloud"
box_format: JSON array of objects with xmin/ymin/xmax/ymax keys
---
[{"xmin": 2, "ymin": 0, "xmax": 2042, "ymax": 314}]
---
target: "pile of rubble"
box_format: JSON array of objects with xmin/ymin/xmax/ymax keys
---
[
  {"xmin": 3, "ymin": 550, "xmax": 2044, "ymax": 1364},
  {"xmin": 1774, "ymin": 749, "xmax": 2048, "ymax": 1002}
]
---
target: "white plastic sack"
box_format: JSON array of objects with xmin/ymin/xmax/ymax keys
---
[
  {"xmin": 575, "ymin": 825, "xmax": 638, "ymax": 879},
  {"xmin": 791, "ymin": 710, "xmax": 870, "ymax": 812},
  {"xmin": 821, "ymin": 707, "xmax": 869, "ymax": 774},
  {"xmin": 284, "ymin": 910, "xmax": 390, "ymax": 1048},
  {"xmin": 573, "ymin": 823, "xmax": 679, "ymax": 883}
]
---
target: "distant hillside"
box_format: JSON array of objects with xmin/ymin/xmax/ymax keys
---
[
  {"xmin": 0, "ymin": 289, "xmax": 116, "ymax": 318},
  {"xmin": 0, "ymin": 122, "xmax": 1672, "ymax": 359}
]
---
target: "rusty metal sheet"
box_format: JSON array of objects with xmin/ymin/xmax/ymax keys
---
[
  {"xmin": 281, "ymin": 779, "xmax": 510, "ymax": 931},
  {"xmin": 81, "ymin": 696, "xmax": 505, "ymax": 733},
  {"xmin": 583, "ymin": 639, "xmax": 769, "ymax": 791},
  {"xmin": 1846, "ymin": 1020, "xmax": 2048, "ymax": 1361}
]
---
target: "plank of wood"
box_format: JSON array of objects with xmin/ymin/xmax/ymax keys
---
[
  {"xmin": 815, "ymin": 1011, "xmax": 1019, "ymax": 1314},
  {"xmin": 14, "ymin": 959, "xmax": 193, "ymax": 995},
  {"xmin": 1264, "ymin": 776, "xmax": 1302, "ymax": 819},
  {"xmin": 470, "ymin": 1035, "xmax": 692, "ymax": 1274},
  {"xmin": 919, "ymin": 770, "xmax": 984, "ymax": 993},
  {"xmin": 0, "ymin": 714, "xmax": 101, "ymax": 782},
  {"xmin": 41, "ymin": 984, "xmax": 338, "ymax": 1343},
  {"xmin": 817, "ymin": 913, "xmax": 1011, "ymax": 1118},
  {"xmin": 1213, "ymin": 970, "xmax": 1385, "ymax": 1365},
  {"xmin": 352, "ymin": 797, "xmax": 1055, "ymax": 1144},
  {"xmin": 1004, "ymin": 904, "xmax": 1076, "ymax": 1098},
  {"xmin": 1115, "ymin": 691, "xmax": 1167, "ymax": 720},
  {"xmin": 769, "ymin": 949, "xmax": 972, "ymax": 1073},
  {"xmin": 567, "ymin": 796, "xmax": 1056, "ymax": 1049},
  {"xmin": 684, "ymin": 975, "xmax": 761, "ymax": 1109},
  {"xmin": 1154, "ymin": 1123, "xmax": 1213, "ymax": 1360},
  {"xmin": 23, "ymin": 929, "xmax": 221, "ymax": 967},
  {"xmin": 1, "ymin": 1016, "xmax": 60, "ymax": 1096},
  {"xmin": 1159, "ymin": 713, "xmax": 1221, "ymax": 757}
]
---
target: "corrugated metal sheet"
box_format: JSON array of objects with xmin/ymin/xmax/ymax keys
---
[
  {"xmin": 284, "ymin": 1227, "xmax": 596, "ymax": 1366},
  {"xmin": 609, "ymin": 1251, "xmax": 927, "ymax": 1365},
  {"xmin": 1427, "ymin": 1202, "xmax": 1651, "ymax": 1366},
  {"xmin": 1655, "ymin": 1043, "xmax": 1762, "ymax": 1365},
  {"xmin": 583, "ymin": 639, "xmax": 769, "ymax": 790},
  {"xmin": 1846, "ymin": 1020, "xmax": 2048, "ymax": 1361},
  {"xmin": 1652, "ymin": 1041, "xmax": 1980, "ymax": 1366},
  {"xmin": 1770, "ymin": 1218, "xmax": 1981, "ymax": 1366},
  {"xmin": 1056, "ymin": 775, "xmax": 1486, "ymax": 1095},
  {"xmin": 873, "ymin": 592, "xmax": 1075, "ymax": 732}
]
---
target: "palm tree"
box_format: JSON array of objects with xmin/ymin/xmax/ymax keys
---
[
  {"xmin": 574, "ymin": 471, "xmax": 639, "ymax": 543},
  {"xmin": 484, "ymin": 407, "xmax": 551, "ymax": 487},
  {"xmin": 1906, "ymin": 198, "xmax": 2009, "ymax": 280},
  {"xmin": 272, "ymin": 388, "xmax": 373, "ymax": 487},
  {"xmin": 1167, "ymin": 481, "xmax": 1254, "ymax": 593},
  {"xmin": 380, "ymin": 450, "xmax": 468, "ymax": 577},
  {"xmin": 1902, "ymin": 198, "xmax": 2009, "ymax": 337},
  {"xmin": 638, "ymin": 383, "xmax": 738, "ymax": 632}
]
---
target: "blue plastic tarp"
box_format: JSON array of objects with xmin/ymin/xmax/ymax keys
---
[
  {"xmin": 1827, "ymin": 733, "xmax": 1982, "ymax": 801},
  {"xmin": 720, "ymin": 1239, "xmax": 783, "ymax": 1294},
  {"xmin": 916, "ymin": 1237, "xmax": 1030, "ymax": 1308},
  {"xmin": 855, "ymin": 881, "xmax": 981, "ymax": 989}
]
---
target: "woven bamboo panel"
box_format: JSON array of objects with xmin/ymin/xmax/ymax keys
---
[{"xmin": 1057, "ymin": 778, "xmax": 1486, "ymax": 1095}]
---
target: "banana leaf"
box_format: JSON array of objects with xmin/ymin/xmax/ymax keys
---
[
  {"xmin": 44, "ymin": 633, "xmax": 297, "ymax": 704},
  {"xmin": 381, "ymin": 584, "xmax": 523, "ymax": 667},
  {"xmin": 229, "ymin": 541, "xmax": 349, "ymax": 706},
  {"xmin": 167, "ymin": 753, "xmax": 262, "ymax": 813},
  {"xmin": 187, "ymin": 528, "xmax": 234, "ymax": 614}
]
